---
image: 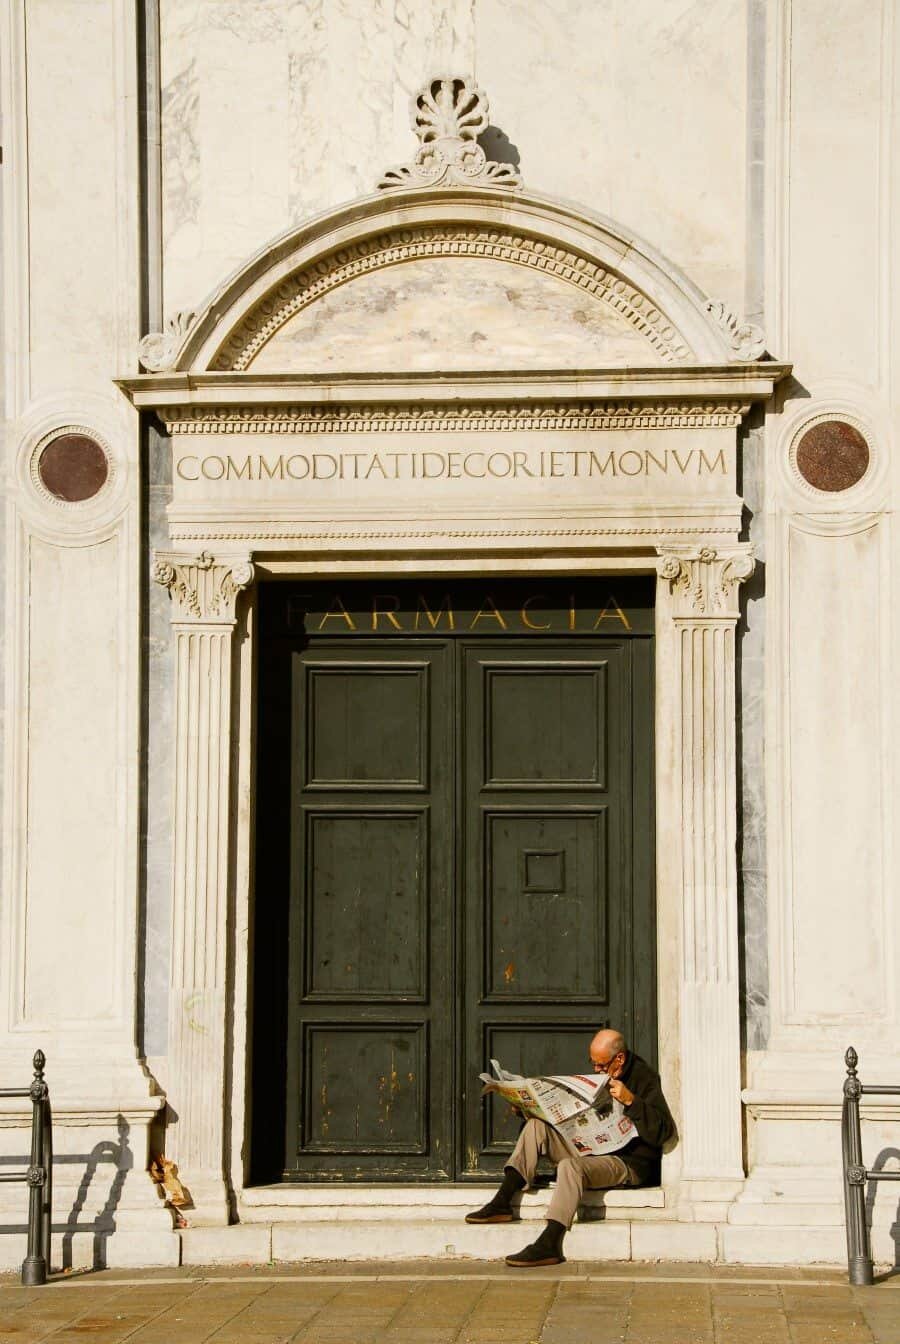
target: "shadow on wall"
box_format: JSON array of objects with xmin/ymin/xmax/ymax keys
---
[
  {"xmin": 867, "ymin": 1146, "xmax": 900, "ymax": 1277},
  {"xmin": 477, "ymin": 125, "xmax": 520, "ymax": 169},
  {"xmin": 0, "ymin": 1113, "xmax": 133, "ymax": 1272}
]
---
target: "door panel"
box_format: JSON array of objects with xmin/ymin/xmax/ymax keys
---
[
  {"xmin": 303, "ymin": 810, "xmax": 428, "ymax": 1000},
  {"xmin": 462, "ymin": 642, "xmax": 633, "ymax": 1178},
  {"xmin": 305, "ymin": 665, "xmax": 427, "ymax": 788},
  {"xmin": 284, "ymin": 643, "xmax": 452, "ymax": 1179},
  {"xmin": 484, "ymin": 809, "xmax": 608, "ymax": 1000},
  {"xmin": 302, "ymin": 1023, "xmax": 428, "ymax": 1153},
  {"xmin": 485, "ymin": 666, "xmax": 607, "ymax": 787}
]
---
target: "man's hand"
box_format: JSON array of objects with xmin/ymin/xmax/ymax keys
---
[{"xmin": 608, "ymin": 1079, "xmax": 634, "ymax": 1107}]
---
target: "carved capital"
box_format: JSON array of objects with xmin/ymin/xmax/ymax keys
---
[
  {"xmin": 379, "ymin": 76, "xmax": 522, "ymax": 192},
  {"xmin": 153, "ymin": 551, "xmax": 255, "ymax": 624},
  {"xmin": 657, "ymin": 544, "xmax": 755, "ymax": 620}
]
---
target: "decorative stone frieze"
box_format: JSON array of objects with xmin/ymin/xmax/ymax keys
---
[
  {"xmin": 657, "ymin": 543, "xmax": 754, "ymax": 1187},
  {"xmin": 704, "ymin": 300, "xmax": 766, "ymax": 361},
  {"xmin": 158, "ymin": 401, "xmax": 747, "ymax": 435},
  {"xmin": 138, "ymin": 310, "xmax": 196, "ymax": 372},
  {"xmin": 153, "ymin": 550, "xmax": 255, "ymax": 1223},
  {"xmin": 378, "ymin": 76, "xmax": 522, "ymax": 192}
]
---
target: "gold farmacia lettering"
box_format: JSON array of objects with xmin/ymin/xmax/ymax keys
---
[
  {"xmin": 520, "ymin": 595, "xmax": 551, "ymax": 630},
  {"xmin": 470, "ymin": 596, "xmax": 508, "ymax": 629},
  {"xmin": 414, "ymin": 594, "xmax": 455, "ymax": 631},
  {"xmin": 592, "ymin": 596, "xmax": 631, "ymax": 630},
  {"xmin": 371, "ymin": 595, "xmax": 404, "ymax": 630},
  {"xmin": 318, "ymin": 595, "xmax": 356, "ymax": 630}
]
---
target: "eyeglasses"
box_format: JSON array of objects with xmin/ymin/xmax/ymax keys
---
[{"xmin": 592, "ymin": 1053, "xmax": 623, "ymax": 1073}]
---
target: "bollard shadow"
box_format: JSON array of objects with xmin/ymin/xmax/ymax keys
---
[
  {"xmin": 59, "ymin": 1114, "xmax": 132, "ymax": 1270},
  {"xmin": 866, "ymin": 1146, "xmax": 900, "ymax": 1282},
  {"xmin": 0, "ymin": 1113, "xmax": 133, "ymax": 1273}
]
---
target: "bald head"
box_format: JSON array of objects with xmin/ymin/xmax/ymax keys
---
[{"xmin": 589, "ymin": 1029, "xmax": 627, "ymax": 1078}]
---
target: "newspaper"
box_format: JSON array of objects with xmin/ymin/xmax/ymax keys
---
[{"xmin": 479, "ymin": 1058, "xmax": 637, "ymax": 1158}]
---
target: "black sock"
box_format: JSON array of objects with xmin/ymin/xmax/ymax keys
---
[
  {"xmin": 533, "ymin": 1218, "xmax": 566, "ymax": 1253},
  {"xmin": 493, "ymin": 1166, "xmax": 527, "ymax": 1208}
]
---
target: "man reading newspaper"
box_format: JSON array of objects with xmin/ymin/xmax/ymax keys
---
[{"xmin": 466, "ymin": 1028, "xmax": 674, "ymax": 1267}]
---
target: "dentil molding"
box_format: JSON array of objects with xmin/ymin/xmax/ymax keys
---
[{"xmin": 158, "ymin": 401, "xmax": 747, "ymax": 434}]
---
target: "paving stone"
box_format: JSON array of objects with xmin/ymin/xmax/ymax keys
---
[{"xmin": 0, "ymin": 1268, "xmax": 896, "ymax": 1344}]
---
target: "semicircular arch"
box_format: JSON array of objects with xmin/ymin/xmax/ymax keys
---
[{"xmin": 158, "ymin": 188, "xmax": 760, "ymax": 375}]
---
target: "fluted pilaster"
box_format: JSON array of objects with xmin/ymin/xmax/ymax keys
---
[
  {"xmin": 657, "ymin": 544, "xmax": 754, "ymax": 1187},
  {"xmin": 154, "ymin": 551, "xmax": 254, "ymax": 1223}
]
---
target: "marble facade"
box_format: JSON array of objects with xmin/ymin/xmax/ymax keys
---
[{"xmin": 1, "ymin": 1, "xmax": 898, "ymax": 1269}]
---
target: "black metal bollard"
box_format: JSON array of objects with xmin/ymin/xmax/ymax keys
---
[
  {"xmin": 21, "ymin": 1052, "xmax": 49, "ymax": 1287},
  {"xmin": 842, "ymin": 1046, "xmax": 874, "ymax": 1286}
]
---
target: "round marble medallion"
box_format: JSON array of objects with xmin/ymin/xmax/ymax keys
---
[
  {"xmin": 794, "ymin": 419, "xmax": 870, "ymax": 493},
  {"xmin": 37, "ymin": 433, "xmax": 109, "ymax": 502}
]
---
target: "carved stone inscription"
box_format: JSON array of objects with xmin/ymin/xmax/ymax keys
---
[
  {"xmin": 175, "ymin": 445, "xmax": 728, "ymax": 483},
  {"xmin": 169, "ymin": 424, "xmax": 737, "ymax": 507}
]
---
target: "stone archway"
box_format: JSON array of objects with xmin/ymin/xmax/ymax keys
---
[{"xmin": 122, "ymin": 78, "xmax": 788, "ymax": 1229}]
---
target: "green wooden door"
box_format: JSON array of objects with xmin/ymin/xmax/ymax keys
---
[
  {"xmin": 460, "ymin": 640, "xmax": 652, "ymax": 1177},
  {"xmin": 253, "ymin": 580, "xmax": 654, "ymax": 1183},
  {"xmin": 284, "ymin": 642, "xmax": 454, "ymax": 1179}
]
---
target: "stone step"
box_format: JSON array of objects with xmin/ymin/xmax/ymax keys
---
[
  {"xmin": 239, "ymin": 1183, "xmax": 667, "ymax": 1224},
  {"xmin": 180, "ymin": 1217, "xmax": 721, "ymax": 1266}
]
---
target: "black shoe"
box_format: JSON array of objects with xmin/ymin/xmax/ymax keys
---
[
  {"xmin": 505, "ymin": 1241, "xmax": 565, "ymax": 1267},
  {"xmin": 505, "ymin": 1218, "xmax": 566, "ymax": 1267},
  {"xmin": 465, "ymin": 1167, "xmax": 526, "ymax": 1224},
  {"xmin": 465, "ymin": 1197, "xmax": 514, "ymax": 1224}
]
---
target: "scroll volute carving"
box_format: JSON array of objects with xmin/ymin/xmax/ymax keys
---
[
  {"xmin": 657, "ymin": 545, "xmax": 755, "ymax": 619},
  {"xmin": 153, "ymin": 550, "xmax": 255, "ymax": 623}
]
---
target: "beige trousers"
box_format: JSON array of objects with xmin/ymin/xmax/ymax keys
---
[{"xmin": 506, "ymin": 1118, "xmax": 637, "ymax": 1229}]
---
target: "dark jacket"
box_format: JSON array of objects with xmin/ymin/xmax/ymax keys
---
[{"xmin": 615, "ymin": 1051, "xmax": 675, "ymax": 1185}]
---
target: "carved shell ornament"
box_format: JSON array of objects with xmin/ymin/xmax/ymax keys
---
[{"xmin": 379, "ymin": 76, "xmax": 522, "ymax": 191}]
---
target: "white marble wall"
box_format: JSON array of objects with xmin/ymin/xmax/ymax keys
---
[
  {"xmin": 735, "ymin": 0, "xmax": 900, "ymax": 1246},
  {"xmin": 0, "ymin": 0, "xmax": 174, "ymax": 1267},
  {"xmin": 755, "ymin": 0, "xmax": 899, "ymax": 1080},
  {"xmin": 159, "ymin": 0, "xmax": 747, "ymax": 321}
]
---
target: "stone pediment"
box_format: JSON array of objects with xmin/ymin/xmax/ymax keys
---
[
  {"xmin": 135, "ymin": 189, "xmax": 768, "ymax": 378},
  {"xmin": 134, "ymin": 75, "xmax": 770, "ymax": 379}
]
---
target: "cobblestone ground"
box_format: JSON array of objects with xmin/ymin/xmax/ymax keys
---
[{"xmin": 0, "ymin": 1263, "xmax": 897, "ymax": 1344}]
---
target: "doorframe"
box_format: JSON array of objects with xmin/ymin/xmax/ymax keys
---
[
  {"xmin": 186, "ymin": 546, "xmax": 753, "ymax": 1224},
  {"xmin": 248, "ymin": 600, "xmax": 657, "ymax": 1184}
]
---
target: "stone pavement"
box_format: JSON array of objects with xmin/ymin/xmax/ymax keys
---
[{"xmin": 0, "ymin": 1262, "xmax": 897, "ymax": 1344}]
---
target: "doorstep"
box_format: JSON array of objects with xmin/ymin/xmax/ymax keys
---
[
  {"xmin": 180, "ymin": 1216, "xmax": 724, "ymax": 1267},
  {"xmin": 238, "ymin": 1182, "xmax": 667, "ymax": 1224}
]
